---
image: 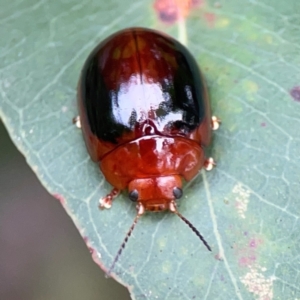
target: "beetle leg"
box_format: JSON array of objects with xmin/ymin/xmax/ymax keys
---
[
  {"xmin": 136, "ymin": 202, "xmax": 145, "ymax": 216},
  {"xmin": 169, "ymin": 200, "xmax": 177, "ymax": 213},
  {"xmin": 72, "ymin": 116, "xmax": 81, "ymax": 128},
  {"xmin": 211, "ymin": 116, "xmax": 221, "ymax": 131},
  {"xmin": 99, "ymin": 188, "xmax": 120, "ymax": 209},
  {"xmin": 204, "ymin": 157, "xmax": 216, "ymax": 171}
]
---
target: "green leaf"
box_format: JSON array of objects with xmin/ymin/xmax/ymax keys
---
[{"xmin": 1, "ymin": 0, "xmax": 300, "ymax": 299}]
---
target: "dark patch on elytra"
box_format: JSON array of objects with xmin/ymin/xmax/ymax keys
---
[{"xmin": 290, "ymin": 86, "xmax": 300, "ymax": 102}]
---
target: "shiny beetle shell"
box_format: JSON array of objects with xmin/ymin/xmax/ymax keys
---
[{"xmin": 77, "ymin": 27, "xmax": 212, "ymax": 212}]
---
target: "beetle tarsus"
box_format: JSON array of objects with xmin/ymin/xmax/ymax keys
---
[
  {"xmin": 169, "ymin": 201, "xmax": 177, "ymax": 213},
  {"xmin": 137, "ymin": 202, "xmax": 145, "ymax": 215},
  {"xmin": 99, "ymin": 188, "xmax": 120, "ymax": 210},
  {"xmin": 72, "ymin": 116, "xmax": 81, "ymax": 128},
  {"xmin": 204, "ymin": 157, "xmax": 216, "ymax": 171},
  {"xmin": 211, "ymin": 116, "xmax": 221, "ymax": 131}
]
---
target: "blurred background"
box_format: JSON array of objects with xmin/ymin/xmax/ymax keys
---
[{"xmin": 0, "ymin": 121, "xmax": 131, "ymax": 300}]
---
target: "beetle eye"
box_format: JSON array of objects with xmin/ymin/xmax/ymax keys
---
[
  {"xmin": 129, "ymin": 189, "xmax": 139, "ymax": 202},
  {"xmin": 173, "ymin": 187, "xmax": 183, "ymax": 199}
]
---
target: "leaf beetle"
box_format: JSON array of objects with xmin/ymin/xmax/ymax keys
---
[{"xmin": 75, "ymin": 27, "xmax": 220, "ymax": 273}]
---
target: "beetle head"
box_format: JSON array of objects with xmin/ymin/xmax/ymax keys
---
[{"xmin": 128, "ymin": 175, "xmax": 183, "ymax": 212}]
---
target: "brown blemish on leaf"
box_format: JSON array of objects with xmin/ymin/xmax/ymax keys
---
[
  {"xmin": 204, "ymin": 13, "xmax": 216, "ymax": 28},
  {"xmin": 214, "ymin": 253, "xmax": 223, "ymax": 261},
  {"xmin": 53, "ymin": 193, "xmax": 65, "ymax": 205},
  {"xmin": 153, "ymin": 0, "xmax": 203, "ymax": 24},
  {"xmin": 249, "ymin": 238, "xmax": 263, "ymax": 249},
  {"xmin": 235, "ymin": 237, "xmax": 263, "ymax": 268},
  {"xmin": 290, "ymin": 86, "xmax": 300, "ymax": 102}
]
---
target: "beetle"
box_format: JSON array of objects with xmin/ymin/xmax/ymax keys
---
[{"xmin": 75, "ymin": 27, "xmax": 220, "ymax": 273}]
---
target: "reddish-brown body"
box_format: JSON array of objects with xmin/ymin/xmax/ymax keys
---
[{"xmin": 77, "ymin": 27, "xmax": 212, "ymax": 211}]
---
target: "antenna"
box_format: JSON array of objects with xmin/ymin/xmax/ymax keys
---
[
  {"xmin": 173, "ymin": 210, "xmax": 212, "ymax": 252},
  {"xmin": 107, "ymin": 204, "xmax": 144, "ymax": 276}
]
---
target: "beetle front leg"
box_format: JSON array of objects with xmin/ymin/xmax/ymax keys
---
[
  {"xmin": 211, "ymin": 116, "xmax": 221, "ymax": 131},
  {"xmin": 72, "ymin": 116, "xmax": 81, "ymax": 128},
  {"xmin": 204, "ymin": 157, "xmax": 216, "ymax": 171},
  {"xmin": 99, "ymin": 188, "xmax": 120, "ymax": 209}
]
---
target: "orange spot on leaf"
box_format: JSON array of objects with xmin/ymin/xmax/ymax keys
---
[{"xmin": 153, "ymin": 0, "xmax": 203, "ymax": 24}]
